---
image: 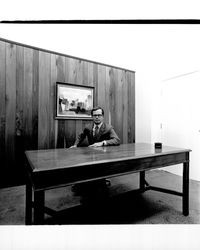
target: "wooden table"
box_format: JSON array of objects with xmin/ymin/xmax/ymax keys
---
[{"xmin": 25, "ymin": 143, "xmax": 191, "ymax": 225}]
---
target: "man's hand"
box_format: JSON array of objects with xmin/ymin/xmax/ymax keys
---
[{"xmin": 89, "ymin": 142, "xmax": 104, "ymax": 147}]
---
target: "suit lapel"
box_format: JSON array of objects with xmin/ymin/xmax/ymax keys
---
[{"xmin": 98, "ymin": 122, "xmax": 106, "ymax": 138}]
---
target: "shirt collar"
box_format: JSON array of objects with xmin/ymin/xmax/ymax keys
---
[{"xmin": 93, "ymin": 122, "xmax": 103, "ymax": 129}]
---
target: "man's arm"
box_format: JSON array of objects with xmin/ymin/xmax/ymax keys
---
[
  {"xmin": 72, "ymin": 128, "xmax": 87, "ymax": 147},
  {"xmin": 104, "ymin": 126, "xmax": 120, "ymax": 146},
  {"xmin": 89, "ymin": 126, "xmax": 120, "ymax": 147}
]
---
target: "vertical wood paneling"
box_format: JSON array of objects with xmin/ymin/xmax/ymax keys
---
[
  {"xmin": 130, "ymin": 72, "xmax": 135, "ymax": 142},
  {"xmin": 0, "ymin": 38, "xmax": 135, "ymax": 185},
  {"xmin": 74, "ymin": 59, "xmax": 83, "ymax": 137},
  {"xmin": 56, "ymin": 55, "xmax": 66, "ymax": 148},
  {"xmin": 127, "ymin": 71, "xmax": 135, "ymax": 143},
  {"xmin": 105, "ymin": 67, "xmax": 111, "ymax": 124},
  {"xmin": 16, "ymin": 45, "xmax": 25, "ymax": 167},
  {"xmin": 0, "ymin": 41, "xmax": 6, "ymax": 166},
  {"xmin": 108, "ymin": 67, "xmax": 116, "ymax": 127},
  {"xmin": 75, "ymin": 121, "xmax": 83, "ymax": 138},
  {"xmin": 57, "ymin": 120, "xmax": 65, "ymax": 148},
  {"xmin": 24, "ymin": 48, "xmax": 33, "ymax": 149},
  {"xmin": 56, "ymin": 55, "xmax": 66, "ymax": 82},
  {"xmin": 65, "ymin": 57, "xmax": 71, "ymax": 83},
  {"xmin": 81, "ymin": 61, "xmax": 90, "ymax": 133},
  {"xmin": 5, "ymin": 43, "xmax": 16, "ymax": 164},
  {"xmin": 88, "ymin": 62, "xmax": 94, "ymax": 86},
  {"xmin": 122, "ymin": 70, "xmax": 128, "ymax": 143},
  {"xmin": 86, "ymin": 62, "xmax": 95, "ymax": 135},
  {"xmin": 64, "ymin": 57, "xmax": 76, "ymax": 147},
  {"xmin": 16, "ymin": 46, "xmax": 24, "ymax": 136},
  {"xmin": 97, "ymin": 65, "xmax": 107, "ymax": 121},
  {"xmin": 93, "ymin": 64, "xmax": 98, "ymax": 107},
  {"xmin": 82, "ymin": 61, "xmax": 89, "ymax": 85},
  {"xmin": 64, "ymin": 120, "xmax": 76, "ymax": 147},
  {"xmin": 38, "ymin": 51, "xmax": 51, "ymax": 149},
  {"xmin": 32, "ymin": 49, "xmax": 39, "ymax": 149},
  {"xmin": 115, "ymin": 69, "xmax": 123, "ymax": 142},
  {"xmin": 66, "ymin": 57, "xmax": 78, "ymax": 84},
  {"xmin": 49, "ymin": 54, "xmax": 56, "ymax": 148},
  {"xmin": 76, "ymin": 59, "xmax": 83, "ymax": 84}
]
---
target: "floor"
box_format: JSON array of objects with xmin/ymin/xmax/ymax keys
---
[{"xmin": 0, "ymin": 170, "xmax": 199, "ymax": 225}]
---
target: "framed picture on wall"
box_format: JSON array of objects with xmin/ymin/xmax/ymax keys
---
[{"xmin": 55, "ymin": 82, "xmax": 94, "ymax": 119}]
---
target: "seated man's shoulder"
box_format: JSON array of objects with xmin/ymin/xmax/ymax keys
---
[
  {"xmin": 84, "ymin": 124, "xmax": 93, "ymax": 132},
  {"xmin": 104, "ymin": 123, "xmax": 113, "ymax": 130}
]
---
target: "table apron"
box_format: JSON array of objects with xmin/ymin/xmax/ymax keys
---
[{"xmin": 30, "ymin": 152, "xmax": 188, "ymax": 191}]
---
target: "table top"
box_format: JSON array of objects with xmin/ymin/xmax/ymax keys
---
[{"xmin": 25, "ymin": 143, "xmax": 191, "ymax": 173}]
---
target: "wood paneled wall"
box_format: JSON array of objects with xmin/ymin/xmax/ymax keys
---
[{"xmin": 0, "ymin": 38, "xmax": 135, "ymax": 186}]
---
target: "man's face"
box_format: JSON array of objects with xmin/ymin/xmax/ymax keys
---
[{"xmin": 92, "ymin": 109, "xmax": 104, "ymax": 125}]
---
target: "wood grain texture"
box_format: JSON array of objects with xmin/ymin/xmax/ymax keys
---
[
  {"xmin": 82, "ymin": 61, "xmax": 89, "ymax": 85},
  {"xmin": 57, "ymin": 119, "xmax": 65, "ymax": 148},
  {"xmin": 16, "ymin": 45, "xmax": 24, "ymax": 134},
  {"xmin": 25, "ymin": 143, "xmax": 190, "ymax": 224},
  {"xmin": 32, "ymin": 49, "xmax": 39, "ymax": 149},
  {"xmin": 0, "ymin": 39, "xmax": 135, "ymax": 184},
  {"xmin": 76, "ymin": 59, "xmax": 83, "ymax": 84},
  {"xmin": 0, "ymin": 41, "xmax": 6, "ymax": 165},
  {"xmin": 64, "ymin": 120, "xmax": 76, "ymax": 147},
  {"xmin": 26, "ymin": 143, "xmax": 190, "ymax": 172},
  {"xmin": 130, "ymin": 72, "xmax": 135, "ymax": 142},
  {"xmin": 25, "ymin": 143, "xmax": 191, "ymax": 191},
  {"xmin": 127, "ymin": 71, "xmax": 135, "ymax": 143},
  {"xmin": 97, "ymin": 65, "xmax": 107, "ymax": 119},
  {"xmin": 56, "ymin": 55, "xmax": 65, "ymax": 82},
  {"xmin": 88, "ymin": 62, "xmax": 94, "ymax": 86},
  {"xmin": 93, "ymin": 63, "xmax": 98, "ymax": 107},
  {"xmin": 65, "ymin": 57, "xmax": 71, "ymax": 83},
  {"xmin": 49, "ymin": 54, "xmax": 56, "ymax": 148},
  {"xmin": 24, "ymin": 47, "xmax": 33, "ymax": 149},
  {"xmin": 64, "ymin": 57, "xmax": 76, "ymax": 147},
  {"xmin": 105, "ymin": 67, "xmax": 111, "ymax": 125},
  {"xmin": 38, "ymin": 51, "xmax": 51, "ymax": 149},
  {"xmin": 15, "ymin": 45, "xmax": 25, "ymax": 167},
  {"xmin": 122, "ymin": 70, "xmax": 128, "ymax": 143},
  {"xmin": 74, "ymin": 59, "xmax": 83, "ymax": 140},
  {"xmin": 56, "ymin": 55, "xmax": 66, "ymax": 148},
  {"xmin": 115, "ymin": 69, "xmax": 123, "ymax": 142},
  {"xmin": 5, "ymin": 43, "xmax": 16, "ymax": 164},
  {"xmin": 66, "ymin": 57, "xmax": 75, "ymax": 83},
  {"xmin": 108, "ymin": 67, "xmax": 116, "ymax": 128}
]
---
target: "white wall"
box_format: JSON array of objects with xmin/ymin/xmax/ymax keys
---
[
  {"xmin": 1, "ymin": 0, "xmax": 200, "ymax": 20},
  {"xmin": 0, "ymin": 24, "xmax": 200, "ymax": 180},
  {"xmin": 160, "ymin": 71, "xmax": 200, "ymax": 181}
]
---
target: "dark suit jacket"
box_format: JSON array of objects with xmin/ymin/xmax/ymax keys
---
[{"xmin": 74, "ymin": 122, "xmax": 120, "ymax": 146}]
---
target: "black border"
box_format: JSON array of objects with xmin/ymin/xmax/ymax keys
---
[{"xmin": 1, "ymin": 19, "xmax": 200, "ymax": 24}]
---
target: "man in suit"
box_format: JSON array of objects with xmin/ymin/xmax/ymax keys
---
[
  {"xmin": 70, "ymin": 106, "xmax": 120, "ymax": 195},
  {"xmin": 72, "ymin": 106, "xmax": 120, "ymax": 148}
]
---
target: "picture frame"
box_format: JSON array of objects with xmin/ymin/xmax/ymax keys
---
[{"xmin": 55, "ymin": 82, "xmax": 94, "ymax": 119}]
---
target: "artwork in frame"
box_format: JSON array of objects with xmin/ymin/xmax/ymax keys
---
[{"xmin": 56, "ymin": 82, "xmax": 94, "ymax": 119}]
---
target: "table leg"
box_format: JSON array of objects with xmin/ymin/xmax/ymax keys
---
[
  {"xmin": 34, "ymin": 190, "xmax": 45, "ymax": 225},
  {"xmin": 25, "ymin": 181, "xmax": 32, "ymax": 225},
  {"xmin": 140, "ymin": 171, "xmax": 145, "ymax": 192},
  {"xmin": 183, "ymin": 159, "xmax": 189, "ymax": 216}
]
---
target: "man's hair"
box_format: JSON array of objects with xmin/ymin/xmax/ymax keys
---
[{"xmin": 91, "ymin": 106, "xmax": 104, "ymax": 116}]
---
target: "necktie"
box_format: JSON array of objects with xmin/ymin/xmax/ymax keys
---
[{"xmin": 94, "ymin": 125, "xmax": 99, "ymax": 139}]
